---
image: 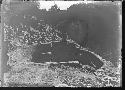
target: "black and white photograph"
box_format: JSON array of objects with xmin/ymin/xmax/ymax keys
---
[{"xmin": 0, "ymin": 0, "xmax": 122, "ymax": 87}]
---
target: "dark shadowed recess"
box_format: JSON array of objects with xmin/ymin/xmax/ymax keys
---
[{"xmin": 48, "ymin": 4, "xmax": 119, "ymax": 66}]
